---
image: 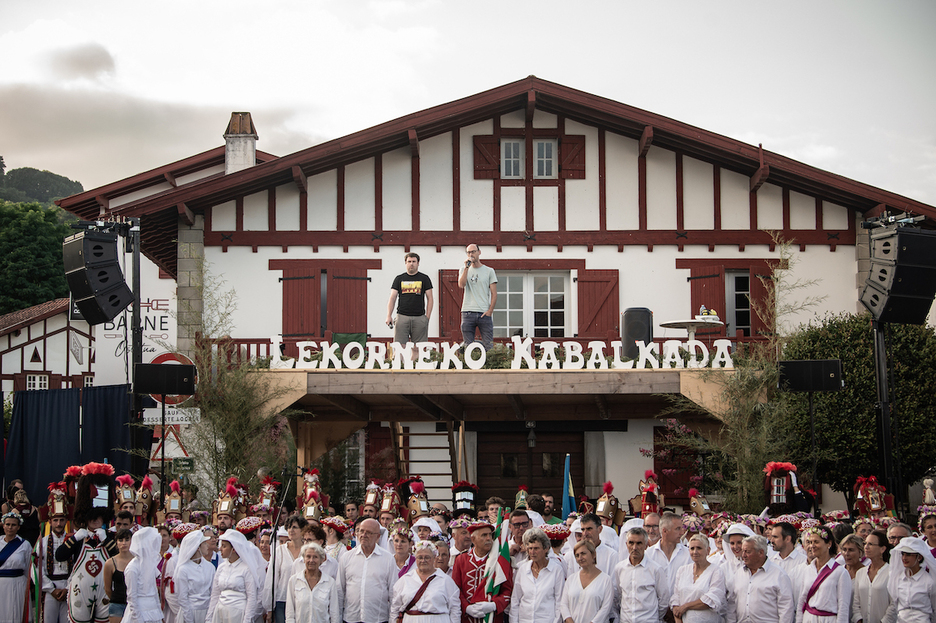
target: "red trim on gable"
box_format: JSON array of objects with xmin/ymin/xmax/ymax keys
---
[{"xmin": 452, "ymin": 130, "xmax": 461, "ymax": 232}]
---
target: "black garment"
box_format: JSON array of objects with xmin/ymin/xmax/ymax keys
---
[
  {"xmin": 110, "ymin": 568, "xmax": 127, "ymax": 605},
  {"xmin": 392, "ymin": 272, "xmax": 433, "ymax": 317}
]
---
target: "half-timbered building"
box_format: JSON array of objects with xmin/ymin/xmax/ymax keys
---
[{"xmin": 57, "ymin": 76, "xmax": 936, "ymax": 510}]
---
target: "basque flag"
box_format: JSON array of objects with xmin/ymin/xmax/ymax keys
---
[{"xmin": 561, "ymin": 453, "xmax": 575, "ymax": 519}]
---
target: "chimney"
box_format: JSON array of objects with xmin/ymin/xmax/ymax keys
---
[{"xmin": 224, "ymin": 112, "xmax": 258, "ymax": 174}]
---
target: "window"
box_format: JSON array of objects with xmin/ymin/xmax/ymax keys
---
[
  {"xmin": 84, "ymin": 375, "xmax": 95, "ymax": 387},
  {"xmin": 26, "ymin": 374, "xmax": 49, "ymax": 391},
  {"xmin": 493, "ymin": 272, "xmax": 569, "ymax": 338},
  {"xmin": 725, "ymin": 270, "xmax": 751, "ymax": 337},
  {"xmin": 501, "ymin": 140, "xmax": 523, "ymax": 178},
  {"xmin": 534, "ymin": 139, "xmax": 557, "ymax": 178}
]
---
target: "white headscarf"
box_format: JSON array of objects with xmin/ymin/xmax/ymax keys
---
[
  {"xmin": 721, "ymin": 523, "xmax": 756, "ymax": 572},
  {"xmin": 129, "ymin": 526, "xmax": 163, "ymax": 580},
  {"xmin": 888, "ymin": 537, "xmax": 936, "ymax": 599},
  {"xmin": 175, "ymin": 530, "xmax": 209, "ymax": 576},
  {"xmin": 219, "ymin": 529, "xmax": 266, "ymax": 594},
  {"xmin": 412, "ymin": 517, "xmax": 438, "ymax": 543},
  {"xmin": 124, "ymin": 527, "xmax": 164, "ymax": 622}
]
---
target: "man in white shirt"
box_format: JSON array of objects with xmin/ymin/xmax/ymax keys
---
[
  {"xmin": 612, "ymin": 527, "xmax": 670, "ymax": 623},
  {"xmin": 645, "ymin": 511, "xmax": 690, "ymax": 592},
  {"xmin": 40, "ymin": 513, "xmax": 72, "ymax": 623},
  {"xmin": 726, "ymin": 535, "xmax": 794, "ymax": 623},
  {"xmin": 508, "ymin": 510, "xmax": 531, "ymax": 570},
  {"xmin": 768, "ymin": 521, "xmax": 806, "ymax": 593},
  {"xmin": 337, "ymin": 518, "xmax": 396, "ymax": 623},
  {"xmin": 565, "ymin": 513, "xmax": 617, "ymax": 576},
  {"xmin": 449, "ymin": 518, "xmax": 471, "ymax": 559}
]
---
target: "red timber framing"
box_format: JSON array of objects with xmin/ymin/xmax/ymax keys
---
[{"xmin": 57, "ymin": 77, "xmax": 935, "ymax": 278}]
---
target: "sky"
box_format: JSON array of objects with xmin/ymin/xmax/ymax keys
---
[{"xmin": 2, "ymin": 0, "xmax": 935, "ymax": 207}]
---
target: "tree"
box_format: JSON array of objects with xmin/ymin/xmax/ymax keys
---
[
  {"xmin": 0, "ymin": 201, "xmax": 72, "ymax": 314},
  {"xmin": 648, "ymin": 235, "xmax": 826, "ymax": 513},
  {"xmin": 782, "ymin": 312, "xmax": 936, "ymax": 508},
  {"xmin": 169, "ymin": 259, "xmax": 298, "ymax": 502},
  {"xmin": 4, "ymin": 167, "xmax": 83, "ymax": 204}
]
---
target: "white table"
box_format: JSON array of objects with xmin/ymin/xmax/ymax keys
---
[{"xmin": 659, "ymin": 318, "xmax": 725, "ymax": 341}]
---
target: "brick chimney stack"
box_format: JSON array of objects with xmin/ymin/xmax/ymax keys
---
[{"xmin": 224, "ymin": 112, "xmax": 258, "ymax": 174}]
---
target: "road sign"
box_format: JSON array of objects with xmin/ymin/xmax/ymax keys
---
[
  {"xmin": 142, "ymin": 407, "xmax": 201, "ymax": 426},
  {"xmin": 174, "ymin": 458, "xmax": 195, "ymax": 473}
]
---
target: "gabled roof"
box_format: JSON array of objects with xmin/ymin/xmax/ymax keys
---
[
  {"xmin": 0, "ymin": 298, "xmax": 70, "ymax": 337},
  {"xmin": 57, "ymin": 76, "xmax": 936, "ymax": 277}
]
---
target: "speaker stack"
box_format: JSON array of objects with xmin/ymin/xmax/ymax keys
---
[
  {"xmin": 63, "ymin": 231, "xmax": 134, "ymax": 325},
  {"xmin": 621, "ymin": 307, "xmax": 653, "ymax": 360},
  {"xmin": 860, "ymin": 227, "xmax": 936, "ymax": 325}
]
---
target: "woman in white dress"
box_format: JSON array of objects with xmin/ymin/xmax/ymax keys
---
[
  {"xmin": 206, "ymin": 530, "xmax": 263, "ymax": 623},
  {"xmin": 174, "ymin": 530, "xmax": 216, "ymax": 623},
  {"xmin": 123, "ymin": 527, "xmax": 165, "ymax": 623},
  {"xmin": 284, "ymin": 543, "xmax": 340, "ymax": 623},
  {"xmin": 510, "ymin": 528, "xmax": 566, "ymax": 623},
  {"xmin": 264, "ymin": 516, "xmax": 307, "ymax": 623},
  {"xmin": 796, "ymin": 526, "xmax": 852, "ymax": 623},
  {"xmin": 883, "ymin": 537, "xmax": 936, "ymax": 623},
  {"xmin": 559, "ymin": 540, "xmax": 613, "ymax": 623},
  {"xmin": 852, "ymin": 529, "xmax": 890, "ymax": 623},
  {"xmin": 390, "ymin": 541, "xmax": 460, "ymax": 623},
  {"xmin": 0, "ymin": 510, "xmax": 33, "ymax": 623},
  {"xmin": 671, "ymin": 533, "xmax": 726, "ymax": 623}
]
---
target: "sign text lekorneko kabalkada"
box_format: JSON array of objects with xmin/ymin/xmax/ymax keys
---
[{"xmin": 269, "ymin": 335, "xmax": 734, "ymax": 370}]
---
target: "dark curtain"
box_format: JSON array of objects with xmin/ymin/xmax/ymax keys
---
[
  {"xmin": 80, "ymin": 384, "xmax": 134, "ymax": 475},
  {"xmin": 6, "ymin": 388, "xmax": 82, "ymax": 506}
]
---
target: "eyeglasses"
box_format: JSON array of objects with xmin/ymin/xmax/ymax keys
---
[
  {"xmin": 644, "ymin": 524, "xmax": 660, "ymax": 530},
  {"xmin": 510, "ymin": 521, "xmax": 530, "ymax": 528}
]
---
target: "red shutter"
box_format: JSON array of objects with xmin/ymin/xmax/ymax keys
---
[
  {"xmin": 688, "ymin": 266, "xmax": 726, "ymax": 339},
  {"xmin": 653, "ymin": 426, "xmax": 696, "ymax": 506},
  {"xmin": 13, "ymin": 373, "xmax": 26, "ymax": 392},
  {"xmin": 473, "ymin": 136, "xmax": 500, "ymax": 180},
  {"xmin": 576, "ymin": 269, "xmax": 619, "ymax": 338},
  {"xmin": 281, "ymin": 267, "xmax": 321, "ymax": 354},
  {"xmin": 559, "ymin": 135, "xmax": 586, "ymax": 179},
  {"xmin": 327, "ymin": 268, "xmax": 369, "ymax": 333},
  {"xmin": 438, "ymin": 269, "xmax": 462, "ymax": 339},
  {"xmin": 50, "ymin": 374, "xmax": 62, "ymax": 390}
]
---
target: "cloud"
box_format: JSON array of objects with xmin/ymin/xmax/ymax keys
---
[
  {"xmin": 0, "ymin": 84, "xmax": 327, "ymax": 190},
  {"xmin": 44, "ymin": 42, "xmax": 116, "ymax": 81}
]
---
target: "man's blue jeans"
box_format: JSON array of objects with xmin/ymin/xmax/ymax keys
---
[{"xmin": 461, "ymin": 311, "xmax": 494, "ymax": 351}]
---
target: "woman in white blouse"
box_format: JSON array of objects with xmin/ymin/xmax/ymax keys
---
[
  {"xmin": 510, "ymin": 528, "xmax": 566, "ymax": 623},
  {"xmin": 671, "ymin": 533, "xmax": 726, "ymax": 623},
  {"xmin": 852, "ymin": 529, "xmax": 890, "ymax": 623},
  {"xmin": 122, "ymin": 527, "xmax": 165, "ymax": 623},
  {"xmin": 883, "ymin": 538, "xmax": 936, "ymax": 623},
  {"xmin": 174, "ymin": 530, "xmax": 216, "ymax": 623},
  {"xmin": 796, "ymin": 526, "xmax": 852, "ymax": 623},
  {"xmin": 390, "ymin": 541, "xmax": 460, "ymax": 623},
  {"xmin": 560, "ymin": 540, "xmax": 614, "ymax": 623},
  {"xmin": 206, "ymin": 530, "xmax": 262, "ymax": 623},
  {"xmin": 285, "ymin": 543, "xmax": 340, "ymax": 623}
]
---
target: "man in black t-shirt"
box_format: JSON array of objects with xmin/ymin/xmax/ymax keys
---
[{"xmin": 386, "ymin": 252, "xmax": 434, "ymax": 344}]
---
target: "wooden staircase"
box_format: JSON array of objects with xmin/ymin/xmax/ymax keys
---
[{"xmin": 390, "ymin": 421, "xmax": 467, "ymax": 507}]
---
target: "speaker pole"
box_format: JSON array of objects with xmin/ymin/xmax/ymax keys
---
[
  {"xmin": 161, "ymin": 393, "xmax": 168, "ymax": 502},
  {"xmin": 872, "ymin": 318, "xmax": 897, "ymax": 512},
  {"xmin": 130, "ymin": 219, "xmax": 146, "ymax": 477}
]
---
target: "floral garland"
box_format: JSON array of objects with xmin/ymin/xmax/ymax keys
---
[
  {"xmin": 917, "ymin": 505, "xmax": 936, "ymax": 532},
  {"xmin": 682, "ymin": 513, "xmax": 705, "ymax": 533}
]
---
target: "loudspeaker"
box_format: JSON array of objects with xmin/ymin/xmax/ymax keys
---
[
  {"xmin": 779, "ymin": 359, "xmax": 843, "ymax": 392},
  {"xmin": 63, "ymin": 232, "xmax": 133, "ymax": 325},
  {"xmin": 860, "ymin": 227, "xmax": 936, "ymax": 325},
  {"xmin": 134, "ymin": 363, "xmax": 197, "ymax": 396},
  {"xmin": 621, "ymin": 307, "xmax": 653, "ymax": 360}
]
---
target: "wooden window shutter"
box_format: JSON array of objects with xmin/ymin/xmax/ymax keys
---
[
  {"xmin": 750, "ymin": 263, "xmax": 774, "ymax": 337},
  {"xmin": 281, "ymin": 267, "xmax": 321, "ymax": 353},
  {"xmin": 688, "ymin": 265, "xmax": 726, "ymax": 338},
  {"xmin": 327, "ymin": 268, "xmax": 370, "ymax": 333},
  {"xmin": 576, "ymin": 269, "xmax": 619, "ymax": 338},
  {"xmin": 438, "ymin": 269, "xmax": 462, "ymax": 339},
  {"xmin": 473, "ymin": 135, "xmax": 500, "ymax": 180},
  {"xmin": 13, "ymin": 373, "xmax": 26, "ymax": 392},
  {"xmin": 653, "ymin": 426, "xmax": 696, "ymax": 505},
  {"xmin": 559, "ymin": 135, "xmax": 586, "ymax": 179}
]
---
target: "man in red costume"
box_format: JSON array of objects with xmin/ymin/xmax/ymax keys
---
[{"xmin": 451, "ymin": 521, "xmax": 512, "ymax": 623}]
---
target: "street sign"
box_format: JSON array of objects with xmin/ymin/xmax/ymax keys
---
[
  {"xmin": 142, "ymin": 407, "xmax": 201, "ymax": 426},
  {"xmin": 174, "ymin": 458, "xmax": 195, "ymax": 473}
]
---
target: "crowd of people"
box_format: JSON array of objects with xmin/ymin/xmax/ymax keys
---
[{"xmin": 2, "ymin": 466, "xmax": 936, "ymax": 623}]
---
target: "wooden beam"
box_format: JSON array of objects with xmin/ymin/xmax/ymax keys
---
[
  {"xmin": 424, "ymin": 394, "xmax": 465, "ymax": 421},
  {"xmin": 177, "ymin": 202, "xmax": 194, "ymax": 226},
  {"xmin": 526, "ymin": 90, "xmax": 536, "ymax": 123},
  {"xmin": 164, "ymin": 171, "xmax": 177, "ymax": 187},
  {"xmin": 292, "ymin": 165, "xmax": 307, "ymax": 193},
  {"xmin": 408, "ymin": 129, "xmax": 419, "ymax": 158},
  {"xmin": 639, "ymin": 126, "xmax": 654, "ymax": 157},
  {"xmin": 401, "ymin": 394, "xmax": 442, "ymax": 420},
  {"xmin": 314, "ymin": 394, "xmax": 369, "ymax": 420},
  {"xmin": 509, "ymin": 395, "xmax": 526, "ymax": 420},
  {"xmin": 95, "ymin": 195, "xmax": 109, "ymax": 214}
]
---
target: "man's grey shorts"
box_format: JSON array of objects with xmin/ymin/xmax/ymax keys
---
[{"xmin": 394, "ymin": 314, "xmax": 429, "ymax": 343}]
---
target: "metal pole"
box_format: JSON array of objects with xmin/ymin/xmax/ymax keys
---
[
  {"xmin": 872, "ymin": 319, "xmax": 896, "ymax": 507},
  {"xmin": 161, "ymin": 394, "xmax": 167, "ymax": 501}
]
